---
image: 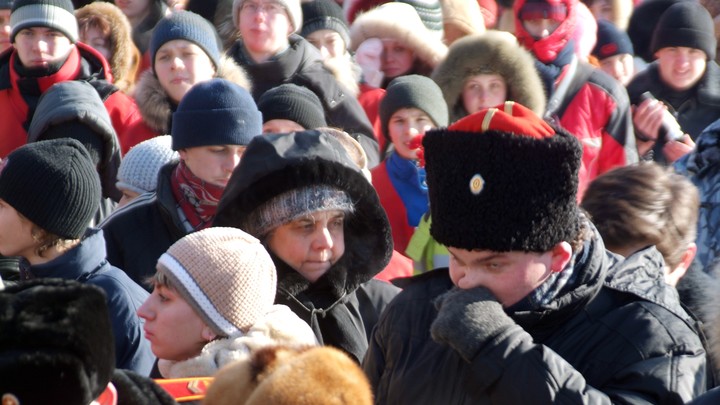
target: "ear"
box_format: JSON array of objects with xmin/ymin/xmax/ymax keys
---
[
  {"xmin": 549, "ymin": 241, "xmax": 573, "ymax": 273},
  {"xmin": 201, "ymin": 325, "xmax": 218, "ymax": 342},
  {"xmin": 177, "ymin": 149, "xmax": 188, "ymax": 161},
  {"xmin": 665, "ymin": 243, "xmax": 696, "ymax": 287}
]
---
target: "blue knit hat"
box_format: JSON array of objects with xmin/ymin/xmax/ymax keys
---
[
  {"xmin": 10, "ymin": 0, "xmax": 77, "ymax": 43},
  {"xmin": 171, "ymin": 78, "xmax": 263, "ymax": 150},
  {"xmin": 150, "ymin": 10, "xmax": 221, "ymax": 72},
  {"xmin": 593, "ymin": 19, "xmax": 633, "ymax": 60}
]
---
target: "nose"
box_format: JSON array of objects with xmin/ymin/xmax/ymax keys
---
[
  {"xmin": 312, "ymin": 226, "xmax": 334, "ymax": 251},
  {"xmin": 137, "ymin": 298, "xmax": 153, "ymax": 320},
  {"xmin": 170, "ymin": 56, "xmax": 184, "ymax": 70},
  {"xmin": 224, "ymin": 151, "xmax": 242, "ymax": 172},
  {"xmin": 319, "ymin": 45, "xmax": 329, "ymax": 60}
]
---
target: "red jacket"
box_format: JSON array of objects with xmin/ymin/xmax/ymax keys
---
[
  {"xmin": 0, "ymin": 43, "xmax": 149, "ymax": 157},
  {"xmin": 371, "ymin": 160, "xmax": 415, "ymax": 255}
]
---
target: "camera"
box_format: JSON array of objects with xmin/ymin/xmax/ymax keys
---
[{"xmin": 639, "ymin": 92, "xmax": 684, "ymax": 142}]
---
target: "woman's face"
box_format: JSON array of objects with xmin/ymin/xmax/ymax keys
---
[
  {"xmin": 80, "ymin": 25, "xmax": 111, "ymax": 61},
  {"xmin": 154, "ymin": 39, "xmax": 216, "ymax": 104},
  {"xmin": 381, "ymin": 38, "xmax": 415, "ymax": 80},
  {"xmin": 461, "ymin": 74, "xmax": 508, "ymax": 114},
  {"xmin": 266, "ymin": 209, "xmax": 346, "ymax": 283}
]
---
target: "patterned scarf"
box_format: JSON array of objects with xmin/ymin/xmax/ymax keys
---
[{"xmin": 170, "ymin": 161, "xmax": 225, "ymax": 231}]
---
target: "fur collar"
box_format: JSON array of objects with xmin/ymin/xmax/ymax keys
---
[{"xmin": 133, "ymin": 55, "xmax": 252, "ymax": 134}]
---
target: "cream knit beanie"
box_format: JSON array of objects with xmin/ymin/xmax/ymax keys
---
[{"xmin": 157, "ymin": 227, "xmax": 277, "ymax": 337}]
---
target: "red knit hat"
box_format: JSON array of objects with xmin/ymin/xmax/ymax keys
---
[{"xmin": 423, "ymin": 102, "xmax": 582, "ymax": 252}]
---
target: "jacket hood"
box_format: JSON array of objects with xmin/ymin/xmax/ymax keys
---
[
  {"xmin": 27, "ymin": 80, "xmax": 122, "ymax": 201},
  {"xmin": 431, "ymin": 31, "xmax": 546, "ymax": 122},
  {"xmin": 75, "ymin": 1, "xmax": 140, "ymax": 94},
  {"xmin": 514, "ymin": 0, "xmax": 577, "ymax": 64},
  {"xmin": 133, "ymin": 55, "xmax": 252, "ymax": 134},
  {"xmin": 214, "ymin": 130, "xmax": 393, "ymax": 291}
]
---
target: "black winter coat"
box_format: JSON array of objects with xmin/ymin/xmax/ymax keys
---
[
  {"xmin": 102, "ymin": 162, "xmax": 185, "ymax": 288},
  {"xmin": 364, "ymin": 235, "xmax": 706, "ymax": 404}
]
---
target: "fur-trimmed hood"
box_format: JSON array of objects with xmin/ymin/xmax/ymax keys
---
[
  {"xmin": 133, "ymin": 55, "xmax": 251, "ymax": 135},
  {"xmin": 349, "ymin": 2, "xmax": 447, "ymax": 73},
  {"xmin": 214, "ymin": 130, "xmax": 393, "ymax": 294},
  {"xmin": 431, "ymin": 31, "xmax": 546, "ymax": 122},
  {"xmin": 75, "ymin": 2, "xmax": 140, "ymax": 94}
]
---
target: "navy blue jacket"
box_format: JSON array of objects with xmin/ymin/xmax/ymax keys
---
[{"xmin": 23, "ymin": 228, "xmax": 155, "ymax": 374}]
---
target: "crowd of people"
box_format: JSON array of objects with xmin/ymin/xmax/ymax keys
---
[{"xmin": 2, "ymin": 0, "xmax": 720, "ymax": 403}]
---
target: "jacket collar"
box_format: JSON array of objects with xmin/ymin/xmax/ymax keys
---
[{"xmin": 23, "ymin": 228, "xmax": 107, "ymax": 280}]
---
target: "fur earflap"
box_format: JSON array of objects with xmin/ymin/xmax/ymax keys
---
[
  {"xmin": 431, "ymin": 31, "xmax": 546, "ymax": 122},
  {"xmin": 133, "ymin": 55, "xmax": 252, "ymax": 134},
  {"xmin": 204, "ymin": 345, "xmax": 373, "ymax": 405}
]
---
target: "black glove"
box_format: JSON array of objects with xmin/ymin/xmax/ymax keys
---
[{"xmin": 431, "ymin": 287, "xmax": 515, "ymax": 361}]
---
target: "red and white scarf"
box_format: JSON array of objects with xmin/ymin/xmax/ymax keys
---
[{"xmin": 170, "ymin": 161, "xmax": 225, "ymax": 231}]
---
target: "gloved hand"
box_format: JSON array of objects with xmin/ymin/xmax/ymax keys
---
[
  {"xmin": 431, "ymin": 286, "xmax": 515, "ymax": 361},
  {"xmin": 355, "ymin": 38, "xmax": 384, "ymax": 88}
]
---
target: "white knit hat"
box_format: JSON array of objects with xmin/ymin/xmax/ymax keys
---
[
  {"xmin": 156, "ymin": 227, "xmax": 278, "ymax": 337},
  {"xmin": 116, "ymin": 135, "xmax": 178, "ymax": 195}
]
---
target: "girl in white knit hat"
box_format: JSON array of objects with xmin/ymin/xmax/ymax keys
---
[{"xmin": 137, "ymin": 227, "xmax": 316, "ymax": 380}]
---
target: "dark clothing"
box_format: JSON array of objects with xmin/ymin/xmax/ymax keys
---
[
  {"xmin": 364, "ymin": 233, "xmax": 706, "ymax": 404},
  {"xmin": 627, "ymin": 61, "xmax": 720, "ymax": 163},
  {"xmin": 102, "ymin": 162, "xmax": 185, "ymax": 288},
  {"xmin": 22, "ymin": 229, "xmax": 155, "ymax": 375},
  {"xmin": 229, "ymin": 35, "xmax": 380, "ymax": 167},
  {"xmin": 214, "ymin": 130, "xmax": 399, "ymax": 362}
]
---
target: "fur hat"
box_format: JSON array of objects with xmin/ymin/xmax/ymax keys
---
[
  {"xmin": 0, "ymin": 279, "xmax": 115, "ymax": 404},
  {"xmin": 380, "ymin": 74, "xmax": 448, "ymax": 141},
  {"xmin": 10, "ymin": 0, "xmax": 77, "ymax": 42},
  {"xmin": 156, "ymin": 227, "xmax": 277, "ymax": 337},
  {"xmin": 651, "ymin": 1, "xmax": 716, "ymax": 60},
  {"xmin": 171, "ymin": 78, "xmax": 263, "ymax": 150},
  {"xmin": 257, "ymin": 83, "xmax": 327, "ymax": 130},
  {"xmin": 203, "ymin": 345, "xmax": 373, "ymax": 405},
  {"xmin": 423, "ymin": 102, "xmax": 582, "ymax": 252},
  {"xmin": 431, "ymin": 31, "xmax": 546, "ymax": 122},
  {"xmin": 301, "ymin": 0, "xmax": 350, "ymax": 48},
  {"xmin": 116, "ymin": 135, "xmax": 178, "ymax": 195},
  {"xmin": 593, "ymin": 19, "xmax": 633, "ymax": 60},
  {"xmin": 150, "ymin": 10, "xmax": 221, "ymax": 71},
  {"xmin": 232, "ymin": 0, "xmax": 302, "ymax": 33},
  {"xmin": 349, "ymin": 2, "xmax": 447, "ymax": 71},
  {"xmin": 0, "ymin": 138, "xmax": 101, "ymax": 239}
]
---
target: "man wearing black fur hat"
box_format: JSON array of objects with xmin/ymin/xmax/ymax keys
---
[
  {"xmin": 627, "ymin": 1, "xmax": 720, "ymax": 164},
  {"xmin": 363, "ymin": 102, "xmax": 706, "ymax": 404}
]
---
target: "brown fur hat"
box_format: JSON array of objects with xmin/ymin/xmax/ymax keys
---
[
  {"xmin": 203, "ymin": 345, "xmax": 373, "ymax": 405},
  {"xmin": 75, "ymin": 1, "xmax": 140, "ymax": 94},
  {"xmin": 431, "ymin": 31, "xmax": 546, "ymax": 123}
]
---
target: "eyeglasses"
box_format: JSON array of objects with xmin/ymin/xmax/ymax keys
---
[{"xmin": 240, "ymin": 1, "xmax": 286, "ymax": 15}]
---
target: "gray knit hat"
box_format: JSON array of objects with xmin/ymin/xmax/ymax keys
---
[
  {"xmin": 257, "ymin": 84, "xmax": 327, "ymax": 130},
  {"xmin": 232, "ymin": 0, "xmax": 302, "ymax": 33},
  {"xmin": 156, "ymin": 227, "xmax": 277, "ymax": 337},
  {"xmin": 380, "ymin": 74, "xmax": 448, "ymax": 141},
  {"xmin": 244, "ymin": 184, "xmax": 354, "ymax": 238},
  {"xmin": 116, "ymin": 135, "xmax": 178, "ymax": 195},
  {"xmin": 10, "ymin": 0, "xmax": 77, "ymax": 43}
]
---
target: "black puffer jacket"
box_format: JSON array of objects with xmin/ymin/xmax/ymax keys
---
[
  {"xmin": 101, "ymin": 161, "xmax": 185, "ymax": 289},
  {"xmin": 364, "ymin": 231, "xmax": 706, "ymax": 404},
  {"xmin": 229, "ymin": 35, "xmax": 379, "ymax": 167},
  {"xmin": 214, "ymin": 130, "xmax": 399, "ymax": 362}
]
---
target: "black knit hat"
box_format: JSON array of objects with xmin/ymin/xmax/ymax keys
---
[
  {"xmin": 593, "ymin": 19, "xmax": 634, "ymax": 60},
  {"xmin": 651, "ymin": 1, "xmax": 716, "ymax": 60},
  {"xmin": 380, "ymin": 75, "xmax": 448, "ymax": 141},
  {"xmin": 423, "ymin": 102, "xmax": 582, "ymax": 252},
  {"xmin": 0, "ymin": 279, "xmax": 115, "ymax": 404},
  {"xmin": 301, "ymin": 0, "xmax": 350, "ymax": 48},
  {"xmin": 257, "ymin": 84, "xmax": 327, "ymax": 130},
  {"xmin": 0, "ymin": 138, "xmax": 101, "ymax": 239},
  {"xmin": 10, "ymin": 0, "xmax": 77, "ymax": 42},
  {"xmin": 150, "ymin": 10, "xmax": 221, "ymax": 72},
  {"xmin": 172, "ymin": 78, "xmax": 263, "ymax": 150}
]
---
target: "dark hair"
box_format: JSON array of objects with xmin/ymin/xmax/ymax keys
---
[{"xmin": 581, "ymin": 162, "xmax": 699, "ymax": 268}]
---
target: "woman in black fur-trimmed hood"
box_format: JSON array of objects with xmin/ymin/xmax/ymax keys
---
[{"xmin": 214, "ymin": 130, "xmax": 400, "ymax": 363}]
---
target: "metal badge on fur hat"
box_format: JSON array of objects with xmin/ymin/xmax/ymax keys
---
[
  {"xmin": 156, "ymin": 227, "xmax": 277, "ymax": 337},
  {"xmin": 0, "ymin": 138, "xmax": 101, "ymax": 239},
  {"xmin": 651, "ymin": 1, "xmax": 716, "ymax": 60},
  {"xmin": 10, "ymin": 0, "xmax": 77, "ymax": 42},
  {"xmin": 0, "ymin": 279, "xmax": 115, "ymax": 404},
  {"xmin": 171, "ymin": 78, "xmax": 263, "ymax": 150},
  {"xmin": 423, "ymin": 102, "xmax": 582, "ymax": 252}
]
